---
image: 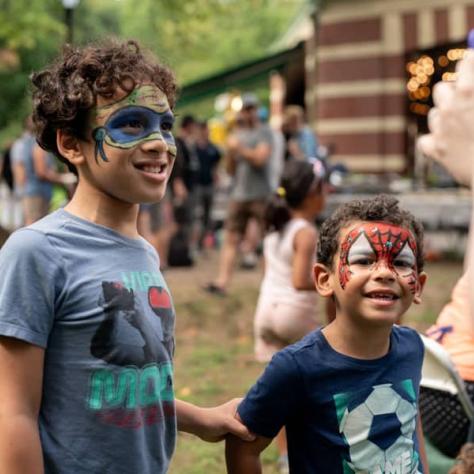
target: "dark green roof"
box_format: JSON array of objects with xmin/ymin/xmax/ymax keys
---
[{"xmin": 178, "ymin": 42, "xmax": 304, "ymax": 106}]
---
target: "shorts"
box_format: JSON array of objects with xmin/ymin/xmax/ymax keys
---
[
  {"xmin": 254, "ymin": 298, "xmax": 319, "ymax": 363},
  {"xmin": 142, "ymin": 191, "xmax": 174, "ymax": 232},
  {"xmin": 22, "ymin": 195, "xmax": 50, "ymax": 224},
  {"xmin": 225, "ymin": 199, "xmax": 267, "ymax": 236}
]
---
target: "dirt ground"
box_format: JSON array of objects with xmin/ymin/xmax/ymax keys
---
[{"xmin": 165, "ymin": 251, "xmax": 463, "ymax": 473}]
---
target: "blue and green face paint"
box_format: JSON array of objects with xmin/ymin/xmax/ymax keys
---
[{"xmin": 92, "ymin": 85, "xmax": 177, "ymax": 163}]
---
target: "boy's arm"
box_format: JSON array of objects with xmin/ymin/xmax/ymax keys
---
[
  {"xmin": 416, "ymin": 413, "xmax": 430, "ymax": 474},
  {"xmin": 175, "ymin": 398, "xmax": 255, "ymax": 442},
  {"xmin": 0, "ymin": 337, "xmax": 44, "ymax": 474},
  {"xmin": 226, "ymin": 432, "xmax": 272, "ymax": 474}
]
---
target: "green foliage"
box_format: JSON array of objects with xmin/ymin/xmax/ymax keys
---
[
  {"xmin": 116, "ymin": 0, "xmax": 306, "ymax": 82},
  {"xmin": 0, "ymin": 0, "xmax": 64, "ymax": 50},
  {"xmin": 0, "ymin": 0, "xmax": 307, "ymax": 145}
]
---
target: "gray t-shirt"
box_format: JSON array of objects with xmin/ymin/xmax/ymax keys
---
[
  {"xmin": 231, "ymin": 124, "xmax": 273, "ymax": 201},
  {"xmin": 0, "ymin": 209, "xmax": 176, "ymax": 473},
  {"xmin": 10, "ymin": 132, "xmax": 54, "ymax": 200}
]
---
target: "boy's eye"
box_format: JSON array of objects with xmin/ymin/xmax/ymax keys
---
[
  {"xmin": 349, "ymin": 257, "xmax": 375, "ymax": 266},
  {"xmin": 119, "ymin": 119, "xmax": 146, "ymax": 134},
  {"xmin": 393, "ymin": 259, "xmax": 414, "ymax": 269},
  {"xmin": 161, "ymin": 121, "xmax": 173, "ymax": 132},
  {"xmin": 108, "ymin": 110, "xmax": 150, "ymax": 136}
]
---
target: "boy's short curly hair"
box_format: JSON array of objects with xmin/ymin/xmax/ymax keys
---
[
  {"xmin": 31, "ymin": 39, "xmax": 178, "ymax": 173},
  {"xmin": 317, "ymin": 194, "xmax": 425, "ymax": 272}
]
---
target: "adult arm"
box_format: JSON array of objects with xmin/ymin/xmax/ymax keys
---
[
  {"xmin": 175, "ymin": 398, "xmax": 255, "ymax": 442},
  {"xmin": 227, "ymin": 132, "xmax": 271, "ymax": 168},
  {"xmin": 226, "ymin": 428, "xmax": 272, "ymax": 474},
  {"xmin": 0, "ymin": 337, "xmax": 44, "ymax": 474},
  {"xmin": 10, "ymin": 140, "xmax": 26, "ymax": 190},
  {"xmin": 237, "ymin": 142, "xmax": 271, "ymax": 168},
  {"xmin": 292, "ymin": 226, "xmax": 318, "ymax": 290},
  {"xmin": 32, "ymin": 145, "xmax": 70, "ymax": 185}
]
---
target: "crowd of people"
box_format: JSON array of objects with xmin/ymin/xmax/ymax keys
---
[{"xmin": 0, "ymin": 36, "xmax": 472, "ymax": 474}]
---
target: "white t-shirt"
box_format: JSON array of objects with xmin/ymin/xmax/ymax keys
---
[{"xmin": 259, "ymin": 217, "xmax": 318, "ymax": 310}]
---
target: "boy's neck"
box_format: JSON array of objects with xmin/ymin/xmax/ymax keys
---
[
  {"xmin": 322, "ymin": 317, "xmax": 392, "ymax": 360},
  {"xmin": 65, "ymin": 180, "xmax": 140, "ymax": 239}
]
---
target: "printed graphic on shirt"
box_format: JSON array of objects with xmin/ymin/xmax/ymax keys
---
[
  {"xmin": 87, "ymin": 270, "xmax": 175, "ymax": 429},
  {"xmin": 334, "ymin": 380, "xmax": 421, "ymax": 474}
]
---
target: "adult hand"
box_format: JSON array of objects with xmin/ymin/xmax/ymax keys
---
[
  {"xmin": 288, "ymin": 138, "xmax": 303, "ymax": 160},
  {"xmin": 417, "ymin": 50, "xmax": 474, "ymax": 188},
  {"xmin": 226, "ymin": 135, "xmax": 241, "ymax": 153}
]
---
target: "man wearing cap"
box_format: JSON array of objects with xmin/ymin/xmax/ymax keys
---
[{"xmin": 205, "ymin": 93, "xmax": 273, "ymax": 296}]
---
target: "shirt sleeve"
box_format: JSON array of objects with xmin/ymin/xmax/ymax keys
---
[
  {"xmin": 300, "ymin": 127, "xmax": 319, "ymax": 159},
  {"xmin": 0, "ymin": 229, "xmax": 61, "ymax": 347},
  {"xmin": 10, "ymin": 140, "xmax": 24, "ymax": 165},
  {"xmin": 238, "ymin": 350, "xmax": 303, "ymax": 438}
]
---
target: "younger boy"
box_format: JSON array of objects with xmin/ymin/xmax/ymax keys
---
[
  {"xmin": 0, "ymin": 40, "xmax": 252, "ymax": 474},
  {"xmin": 226, "ymin": 195, "xmax": 429, "ymax": 473}
]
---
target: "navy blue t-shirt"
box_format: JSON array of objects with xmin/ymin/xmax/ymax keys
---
[{"xmin": 238, "ymin": 326, "xmax": 424, "ymax": 474}]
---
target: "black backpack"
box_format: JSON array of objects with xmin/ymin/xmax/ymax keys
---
[
  {"xmin": 1, "ymin": 147, "xmax": 14, "ymax": 191},
  {"xmin": 167, "ymin": 228, "xmax": 194, "ymax": 267}
]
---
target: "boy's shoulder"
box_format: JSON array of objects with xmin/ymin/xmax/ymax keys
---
[
  {"xmin": 276, "ymin": 329, "xmax": 323, "ymax": 363},
  {"xmin": 392, "ymin": 324, "xmax": 424, "ymax": 353},
  {"xmin": 0, "ymin": 211, "xmax": 67, "ymax": 264},
  {"xmin": 277, "ymin": 326, "xmax": 424, "ymax": 371}
]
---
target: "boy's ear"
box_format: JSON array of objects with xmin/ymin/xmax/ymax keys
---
[
  {"xmin": 313, "ymin": 263, "xmax": 335, "ymax": 298},
  {"xmin": 56, "ymin": 129, "xmax": 85, "ymax": 168},
  {"xmin": 413, "ymin": 272, "xmax": 427, "ymax": 304}
]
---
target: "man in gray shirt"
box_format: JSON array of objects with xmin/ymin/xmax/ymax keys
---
[{"xmin": 206, "ymin": 93, "xmax": 273, "ymax": 296}]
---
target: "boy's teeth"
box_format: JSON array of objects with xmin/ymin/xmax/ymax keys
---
[
  {"xmin": 369, "ymin": 293, "xmax": 395, "ymax": 300},
  {"xmin": 142, "ymin": 165, "xmax": 162, "ymax": 174}
]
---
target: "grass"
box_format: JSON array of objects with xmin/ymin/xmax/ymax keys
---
[{"xmin": 165, "ymin": 253, "xmax": 463, "ymax": 473}]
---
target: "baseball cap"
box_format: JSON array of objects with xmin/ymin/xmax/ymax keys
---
[{"xmin": 241, "ymin": 93, "xmax": 259, "ymax": 109}]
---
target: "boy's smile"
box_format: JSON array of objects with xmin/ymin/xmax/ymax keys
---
[{"xmin": 327, "ymin": 221, "xmax": 426, "ymax": 325}]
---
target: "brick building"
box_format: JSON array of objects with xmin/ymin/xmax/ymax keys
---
[{"xmin": 306, "ymin": 0, "xmax": 474, "ymax": 174}]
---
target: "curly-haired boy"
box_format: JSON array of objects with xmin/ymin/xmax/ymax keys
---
[
  {"xmin": 226, "ymin": 195, "xmax": 430, "ymax": 473},
  {"xmin": 0, "ymin": 40, "xmax": 252, "ymax": 474}
]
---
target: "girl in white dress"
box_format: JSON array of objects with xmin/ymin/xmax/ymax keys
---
[{"xmin": 253, "ymin": 159, "xmax": 325, "ymax": 472}]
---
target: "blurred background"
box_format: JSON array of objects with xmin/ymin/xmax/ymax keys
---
[
  {"xmin": 0, "ymin": 1, "xmax": 472, "ymax": 472},
  {"xmin": 1, "ymin": 0, "xmax": 473, "ymax": 255}
]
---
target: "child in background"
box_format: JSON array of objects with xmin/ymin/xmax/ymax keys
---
[
  {"xmin": 0, "ymin": 40, "xmax": 252, "ymax": 474},
  {"xmin": 226, "ymin": 195, "xmax": 430, "ymax": 474},
  {"xmin": 253, "ymin": 159, "xmax": 325, "ymax": 472}
]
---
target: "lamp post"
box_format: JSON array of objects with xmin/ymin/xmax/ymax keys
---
[{"xmin": 61, "ymin": 0, "xmax": 80, "ymax": 44}]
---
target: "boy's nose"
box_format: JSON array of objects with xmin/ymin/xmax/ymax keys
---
[
  {"xmin": 372, "ymin": 261, "xmax": 396, "ymax": 281},
  {"xmin": 141, "ymin": 136, "xmax": 169, "ymax": 154}
]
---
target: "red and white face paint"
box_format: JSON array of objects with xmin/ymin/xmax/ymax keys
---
[{"xmin": 338, "ymin": 222, "xmax": 419, "ymax": 294}]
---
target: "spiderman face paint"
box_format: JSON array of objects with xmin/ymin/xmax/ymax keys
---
[
  {"xmin": 92, "ymin": 84, "xmax": 176, "ymax": 163},
  {"xmin": 338, "ymin": 222, "xmax": 419, "ymax": 294}
]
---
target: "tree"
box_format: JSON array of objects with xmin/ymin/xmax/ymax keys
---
[{"xmin": 0, "ymin": 0, "xmax": 307, "ymax": 143}]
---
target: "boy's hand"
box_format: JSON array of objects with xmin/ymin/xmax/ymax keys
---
[
  {"xmin": 194, "ymin": 398, "xmax": 255, "ymax": 443},
  {"xmin": 175, "ymin": 398, "xmax": 255, "ymax": 443}
]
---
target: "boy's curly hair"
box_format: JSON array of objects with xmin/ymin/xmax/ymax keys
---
[
  {"xmin": 317, "ymin": 194, "xmax": 425, "ymax": 271},
  {"xmin": 31, "ymin": 39, "xmax": 177, "ymax": 173}
]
